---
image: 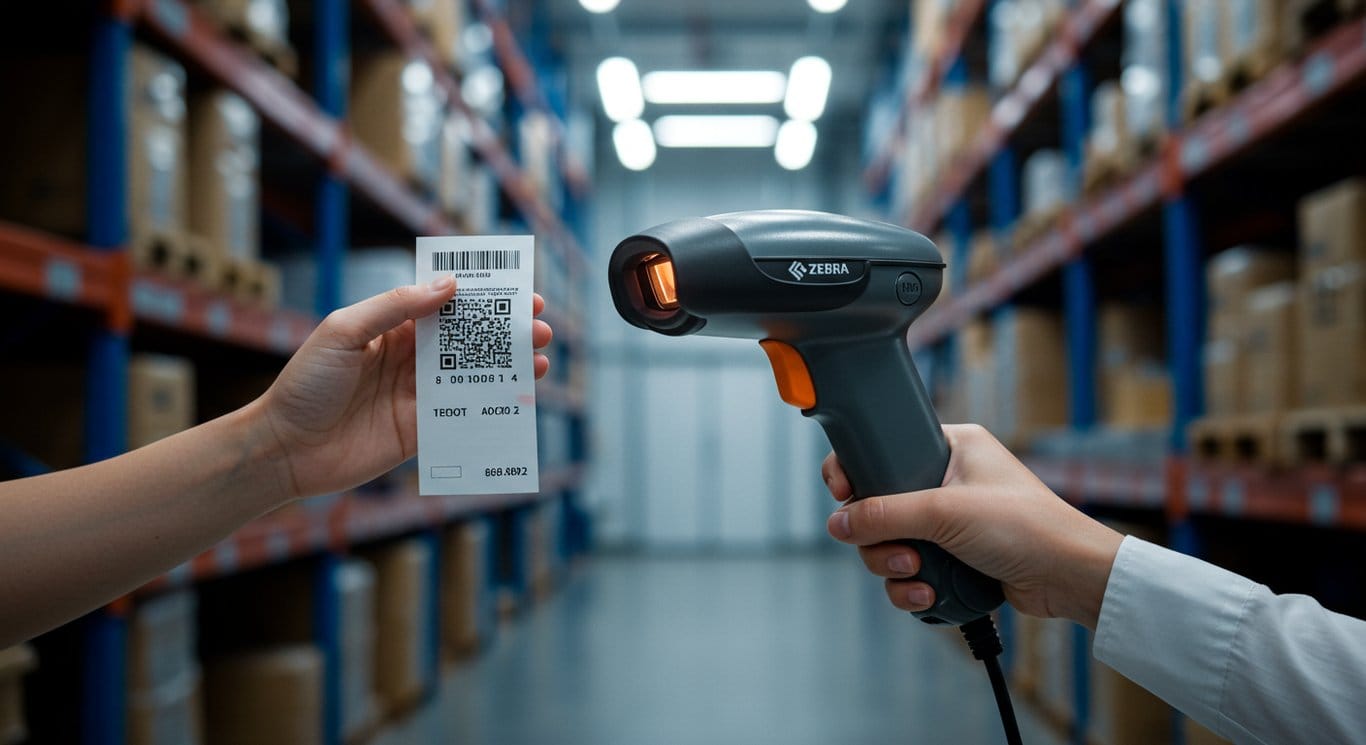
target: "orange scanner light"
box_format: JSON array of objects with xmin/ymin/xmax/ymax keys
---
[
  {"xmin": 759, "ymin": 340, "xmax": 816, "ymax": 409},
  {"xmin": 640, "ymin": 254, "xmax": 679, "ymax": 310}
]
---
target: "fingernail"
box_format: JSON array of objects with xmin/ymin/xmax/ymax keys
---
[
  {"xmin": 428, "ymin": 275, "xmax": 455, "ymax": 292},
  {"xmin": 907, "ymin": 586, "xmax": 932, "ymax": 609},
  {"xmin": 888, "ymin": 554, "xmax": 915, "ymax": 575},
  {"xmin": 827, "ymin": 511, "xmax": 850, "ymax": 539}
]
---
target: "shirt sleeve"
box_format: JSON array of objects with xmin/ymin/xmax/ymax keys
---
[{"xmin": 1093, "ymin": 536, "xmax": 1366, "ymax": 745}]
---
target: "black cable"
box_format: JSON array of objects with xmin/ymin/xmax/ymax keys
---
[{"xmin": 961, "ymin": 615, "xmax": 1024, "ymax": 745}]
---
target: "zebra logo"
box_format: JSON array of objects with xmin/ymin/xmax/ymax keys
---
[{"xmin": 788, "ymin": 261, "xmax": 807, "ymax": 280}]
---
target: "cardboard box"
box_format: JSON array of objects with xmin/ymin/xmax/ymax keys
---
[
  {"xmin": 1207, "ymin": 246, "xmax": 1296, "ymax": 340},
  {"xmin": 1299, "ymin": 179, "xmax": 1366, "ymax": 277},
  {"xmin": 936, "ymin": 86, "xmax": 992, "ymax": 167},
  {"xmin": 408, "ymin": 0, "xmax": 464, "ymax": 66},
  {"xmin": 189, "ymin": 91, "xmax": 260, "ymax": 263},
  {"xmin": 128, "ymin": 590, "xmax": 198, "ymax": 694},
  {"xmin": 1184, "ymin": 0, "xmax": 1229, "ymax": 87},
  {"xmin": 1226, "ymin": 0, "xmax": 1289, "ymax": 78},
  {"xmin": 441, "ymin": 520, "xmax": 489, "ymax": 657},
  {"xmin": 128, "ymin": 355, "xmax": 197, "ymax": 450},
  {"xmin": 1009, "ymin": 614, "xmax": 1042, "ymax": 698},
  {"xmin": 129, "ymin": 46, "xmax": 190, "ymax": 248},
  {"xmin": 961, "ymin": 319, "xmax": 998, "ymax": 432},
  {"xmin": 1122, "ymin": 0, "xmax": 1169, "ymax": 142},
  {"xmin": 128, "ymin": 668, "xmax": 204, "ymax": 745},
  {"xmin": 994, "ymin": 308, "xmax": 1068, "ymax": 445},
  {"xmin": 362, "ymin": 539, "xmax": 433, "ymax": 713},
  {"xmin": 1037, "ymin": 618, "xmax": 1075, "ymax": 728},
  {"xmin": 1299, "ymin": 262, "xmax": 1366, "ymax": 406},
  {"xmin": 0, "ymin": 645, "xmax": 37, "ymax": 745},
  {"xmin": 1088, "ymin": 659, "xmax": 1171, "ymax": 745},
  {"xmin": 1203, "ymin": 338, "xmax": 1244, "ymax": 416},
  {"xmin": 966, "ymin": 232, "xmax": 999, "ymax": 285},
  {"xmin": 196, "ymin": 0, "xmax": 290, "ymax": 47},
  {"xmin": 336, "ymin": 560, "xmax": 378, "ymax": 742},
  {"xmin": 1243, "ymin": 282, "xmax": 1299, "ymax": 412},
  {"xmin": 440, "ymin": 116, "xmax": 472, "ymax": 217},
  {"xmin": 351, "ymin": 53, "xmax": 444, "ymax": 192},
  {"xmin": 1099, "ymin": 304, "xmax": 1163, "ymax": 369},
  {"xmin": 1087, "ymin": 81, "xmax": 1127, "ymax": 162},
  {"xmin": 1022, "ymin": 149, "xmax": 1071, "ymax": 219},
  {"xmin": 1104, "ymin": 363, "xmax": 1173, "ymax": 429},
  {"xmin": 204, "ymin": 646, "xmax": 321, "ymax": 745}
]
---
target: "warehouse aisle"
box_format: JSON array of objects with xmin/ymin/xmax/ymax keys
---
[{"xmin": 377, "ymin": 553, "xmax": 1065, "ymax": 745}]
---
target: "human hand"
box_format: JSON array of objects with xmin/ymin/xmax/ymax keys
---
[
  {"xmin": 252, "ymin": 278, "xmax": 553, "ymax": 501},
  {"xmin": 822, "ymin": 424, "xmax": 1123, "ymax": 628}
]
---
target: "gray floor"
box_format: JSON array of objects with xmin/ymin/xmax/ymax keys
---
[{"xmin": 377, "ymin": 552, "xmax": 1066, "ymax": 745}]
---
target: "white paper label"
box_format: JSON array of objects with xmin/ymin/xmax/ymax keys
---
[{"xmin": 416, "ymin": 235, "xmax": 539, "ymax": 495}]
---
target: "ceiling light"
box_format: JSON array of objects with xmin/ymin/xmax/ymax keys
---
[
  {"xmin": 784, "ymin": 56, "xmax": 831, "ymax": 121},
  {"xmin": 652, "ymin": 115, "xmax": 780, "ymax": 148},
  {"xmin": 597, "ymin": 57, "xmax": 644, "ymax": 122},
  {"xmin": 613, "ymin": 120, "xmax": 656, "ymax": 170},
  {"xmin": 808, "ymin": 0, "xmax": 848, "ymax": 12},
  {"xmin": 775, "ymin": 120, "xmax": 817, "ymax": 170},
  {"xmin": 580, "ymin": 0, "xmax": 621, "ymax": 11},
  {"xmin": 641, "ymin": 70, "xmax": 787, "ymax": 104}
]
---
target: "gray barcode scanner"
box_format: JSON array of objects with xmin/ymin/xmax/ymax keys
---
[{"xmin": 607, "ymin": 209, "xmax": 1004, "ymax": 626}]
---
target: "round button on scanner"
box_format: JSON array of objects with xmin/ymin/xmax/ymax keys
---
[{"xmin": 896, "ymin": 272, "xmax": 923, "ymax": 306}]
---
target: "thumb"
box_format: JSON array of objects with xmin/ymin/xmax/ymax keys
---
[
  {"xmin": 827, "ymin": 488, "xmax": 954, "ymax": 547},
  {"xmin": 320, "ymin": 277, "xmax": 456, "ymax": 350}
]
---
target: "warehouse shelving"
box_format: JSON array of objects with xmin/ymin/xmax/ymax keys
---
[
  {"xmin": 872, "ymin": 4, "xmax": 1366, "ymax": 744},
  {"xmin": 0, "ymin": 1, "xmax": 590, "ymax": 743}
]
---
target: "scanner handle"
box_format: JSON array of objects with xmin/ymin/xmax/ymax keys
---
[{"xmin": 799, "ymin": 335, "xmax": 1004, "ymax": 626}]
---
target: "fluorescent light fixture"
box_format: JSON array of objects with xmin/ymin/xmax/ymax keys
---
[
  {"xmin": 784, "ymin": 56, "xmax": 831, "ymax": 121},
  {"xmin": 597, "ymin": 57, "xmax": 644, "ymax": 122},
  {"xmin": 653, "ymin": 115, "xmax": 780, "ymax": 148},
  {"xmin": 641, "ymin": 70, "xmax": 787, "ymax": 104},
  {"xmin": 613, "ymin": 119, "xmax": 656, "ymax": 170},
  {"xmin": 808, "ymin": 0, "xmax": 848, "ymax": 12},
  {"xmin": 775, "ymin": 120, "xmax": 817, "ymax": 170},
  {"xmin": 580, "ymin": 0, "xmax": 620, "ymax": 12}
]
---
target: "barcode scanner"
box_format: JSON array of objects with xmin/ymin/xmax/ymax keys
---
[
  {"xmin": 608, "ymin": 209, "xmax": 1003, "ymax": 625},
  {"xmin": 609, "ymin": 210, "xmax": 1023, "ymax": 744}
]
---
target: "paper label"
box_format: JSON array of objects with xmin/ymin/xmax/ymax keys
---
[{"xmin": 416, "ymin": 235, "xmax": 539, "ymax": 495}]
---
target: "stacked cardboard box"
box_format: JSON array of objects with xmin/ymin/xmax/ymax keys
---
[
  {"xmin": 194, "ymin": 0, "xmax": 296, "ymax": 76},
  {"xmin": 361, "ymin": 538, "xmax": 434, "ymax": 716},
  {"xmin": 1202, "ymin": 247, "xmax": 1296, "ymax": 416},
  {"xmin": 988, "ymin": 0, "xmax": 1066, "ymax": 89},
  {"xmin": 127, "ymin": 591, "xmax": 204, "ymax": 745},
  {"xmin": 1122, "ymin": 0, "xmax": 1169, "ymax": 148},
  {"xmin": 441, "ymin": 521, "xmax": 490, "ymax": 658},
  {"xmin": 1225, "ymin": 0, "xmax": 1291, "ymax": 85},
  {"xmin": 1098, "ymin": 304, "xmax": 1171, "ymax": 429},
  {"xmin": 189, "ymin": 90, "xmax": 274, "ymax": 304},
  {"xmin": 935, "ymin": 86, "xmax": 991, "ymax": 171},
  {"xmin": 1016, "ymin": 149, "xmax": 1072, "ymax": 248},
  {"xmin": 0, "ymin": 46, "xmax": 189, "ymax": 274},
  {"xmin": 336, "ymin": 560, "xmax": 379, "ymax": 743},
  {"xmin": 407, "ymin": 0, "xmax": 465, "ymax": 68},
  {"xmin": 351, "ymin": 53, "xmax": 446, "ymax": 194},
  {"xmin": 204, "ymin": 646, "xmax": 322, "ymax": 745},
  {"xmin": 519, "ymin": 111, "xmax": 560, "ymax": 210},
  {"xmin": 994, "ymin": 308, "xmax": 1069, "ymax": 445},
  {"xmin": 1182, "ymin": 0, "xmax": 1229, "ymax": 119},
  {"xmin": 0, "ymin": 645, "xmax": 36, "ymax": 745},
  {"xmin": 1297, "ymin": 179, "xmax": 1366, "ymax": 406},
  {"xmin": 0, "ymin": 355, "xmax": 195, "ymax": 469}
]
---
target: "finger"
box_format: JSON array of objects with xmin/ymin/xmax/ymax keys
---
[
  {"xmin": 885, "ymin": 579, "xmax": 936, "ymax": 613},
  {"xmin": 821, "ymin": 452, "xmax": 853, "ymax": 502},
  {"xmin": 827, "ymin": 489, "xmax": 949, "ymax": 546},
  {"xmin": 534, "ymin": 354, "xmax": 549, "ymax": 380},
  {"xmin": 321, "ymin": 278, "xmax": 456, "ymax": 350},
  {"xmin": 533, "ymin": 319, "xmax": 553, "ymax": 349},
  {"xmin": 857, "ymin": 543, "xmax": 921, "ymax": 578},
  {"xmin": 533, "ymin": 293, "xmax": 545, "ymax": 316}
]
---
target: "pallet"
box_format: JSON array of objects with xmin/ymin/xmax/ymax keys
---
[
  {"xmin": 130, "ymin": 229, "xmax": 191, "ymax": 277},
  {"xmin": 220, "ymin": 258, "xmax": 282, "ymax": 308},
  {"xmin": 1188, "ymin": 413, "xmax": 1286, "ymax": 465},
  {"xmin": 1181, "ymin": 77, "xmax": 1231, "ymax": 124},
  {"xmin": 1281, "ymin": 406, "xmax": 1366, "ymax": 464},
  {"xmin": 183, "ymin": 234, "xmax": 226, "ymax": 290}
]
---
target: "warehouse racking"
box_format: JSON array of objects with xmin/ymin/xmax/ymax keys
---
[
  {"xmin": 0, "ymin": 1, "xmax": 590, "ymax": 743},
  {"xmin": 867, "ymin": 1, "xmax": 1366, "ymax": 743}
]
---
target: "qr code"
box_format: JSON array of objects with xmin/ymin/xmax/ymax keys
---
[{"xmin": 438, "ymin": 298, "xmax": 513, "ymax": 369}]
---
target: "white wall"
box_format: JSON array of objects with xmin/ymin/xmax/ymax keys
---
[{"xmin": 582, "ymin": 128, "xmax": 869, "ymax": 551}]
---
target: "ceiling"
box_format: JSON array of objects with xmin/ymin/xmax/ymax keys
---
[{"xmin": 539, "ymin": 0, "xmax": 909, "ymax": 127}]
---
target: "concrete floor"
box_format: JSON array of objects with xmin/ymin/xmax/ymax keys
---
[{"xmin": 376, "ymin": 552, "xmax": 1066, "ymax": 745}]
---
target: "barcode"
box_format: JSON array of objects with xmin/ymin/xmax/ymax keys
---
[
  {"xmin": 432, "ymin": 250, "xmax": 521, "ymax": 272},
  {"xmin": 438, "ymin": 298, "xmax": 514, "ymax": 369}
]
